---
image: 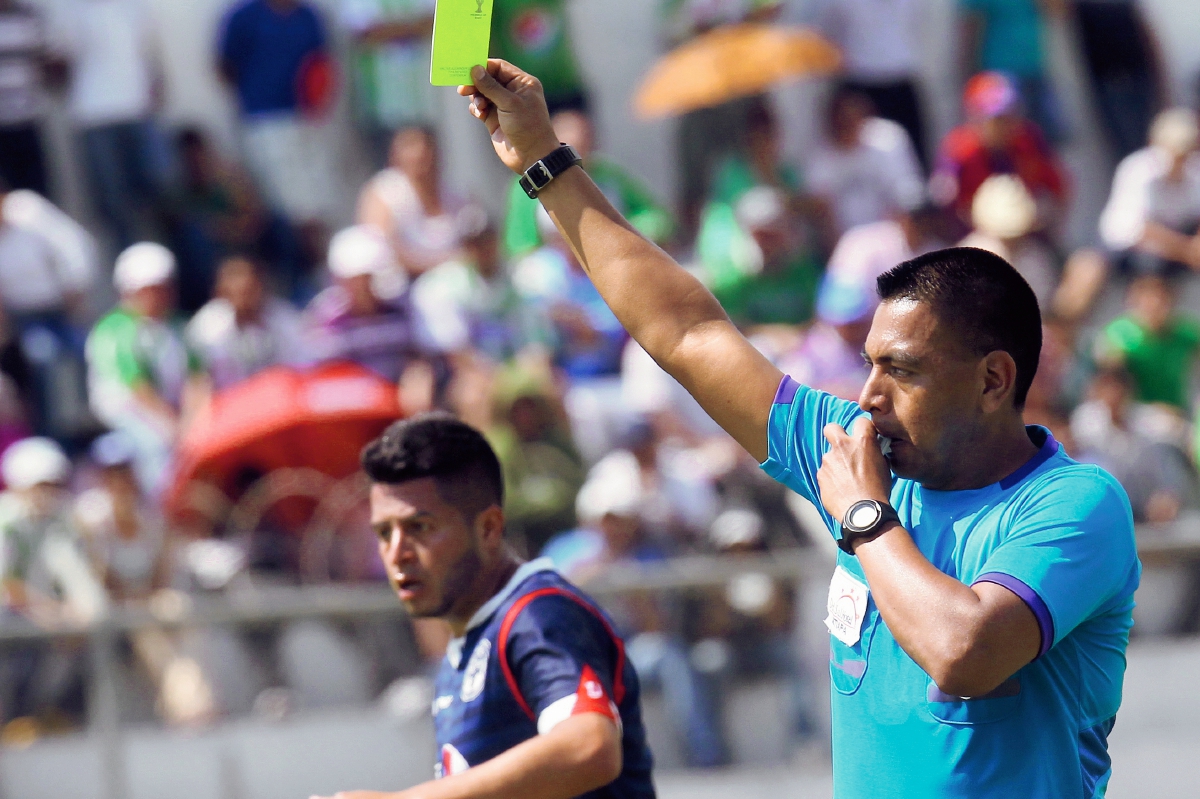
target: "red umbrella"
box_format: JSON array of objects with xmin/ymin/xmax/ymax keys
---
[{"xmin": 166, "ymin": 362, "xmax": 403, "ymax": 528}]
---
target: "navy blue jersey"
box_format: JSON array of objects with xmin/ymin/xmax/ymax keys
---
[{"xmin": 432, "ymin": 560, "xmax": 655, "ymax": 799}]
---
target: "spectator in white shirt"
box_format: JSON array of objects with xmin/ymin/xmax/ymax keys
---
[
  {"xmin": 49, "ymin": 0, "xmax": 166, "ymax": 249},
  {"xmin": 0, "ymin": 184, "xmax": 98, "ymax": 438},
  {"xmin": 1099, "ymin": 107, "xmax": 1200, "ymax": 276},
  {"xmin": 358, "ymin": 126, "xmax": 466, "ymax": 277},
  {"xmin": 186, "ymin": 256, "xmax": 309, "ymax": 392},
  {"xmin": 0, "ymin": 0, "xmax": 65, "ymax": 196},
  {"xmin": 0, "ymin": 438, "xmax": 106, "ymax": 727},
  {"xmin": 805, "ymin": 85, "xmax": 925, "ymax": 237},
  {"xmin": 810, "ymin": 0, "xmax": 929, "ymax": 169}
]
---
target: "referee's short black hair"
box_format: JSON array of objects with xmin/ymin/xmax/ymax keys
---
[
  {"xmin": 877, "ymin": 247, "xmax": 1042, "ymax": 408},
  {"xmin": 361, "ymin": 413, "xmax": 504, "ymax": 521}
]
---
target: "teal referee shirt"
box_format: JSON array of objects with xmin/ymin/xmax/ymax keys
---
[{"xmin": 763, "ymin": 377, "xmax": 1140, "ymax": 798}]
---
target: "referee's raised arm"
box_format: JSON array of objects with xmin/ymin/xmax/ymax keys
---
[{"xmin": 461, "ymin": 60, "xmax": 783, "ymax": 462}]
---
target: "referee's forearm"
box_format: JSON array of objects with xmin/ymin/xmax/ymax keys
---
[{"xmin": 853, "ymin": 525, "xmax": 1037, "ymax": 697}]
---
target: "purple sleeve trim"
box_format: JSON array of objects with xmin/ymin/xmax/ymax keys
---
[
  {"xmin": 974, "ymin": 572, "xmax": 1055, "ymax": 658},
  {"xmin": 774, "ymin": 375, "xmax": 800, "ymax": 405}
]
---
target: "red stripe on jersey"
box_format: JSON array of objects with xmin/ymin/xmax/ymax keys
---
[{"xmin": 497, "ymin": 587, "xmax": 627, "ymax": 720}]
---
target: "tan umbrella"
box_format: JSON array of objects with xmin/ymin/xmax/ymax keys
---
[{"xmin": 634, "ymin": 24, "xmax": 841, "ymax": 119}]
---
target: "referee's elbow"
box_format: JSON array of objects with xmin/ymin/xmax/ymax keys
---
[{"xmin": 927, "ymin": 650, "xmax": 1010, "ymax": 699}]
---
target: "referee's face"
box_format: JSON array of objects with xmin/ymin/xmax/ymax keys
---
[
  {"xmin": 859, "ymin": 299, "xmax": 1001, "ymax": 489},
  {"xmin": 370, "ymin": 478, "xmax": 494, "ymax": 622}
]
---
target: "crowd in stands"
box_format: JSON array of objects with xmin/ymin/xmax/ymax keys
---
[{"xmin": 0, "ymin": 0, "xmax": 1199, "ymax": 763}]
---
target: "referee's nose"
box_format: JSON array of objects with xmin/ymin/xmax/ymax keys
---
[{"xmin": 858, "ymin": 365, "xmax": 891, "ymax": 417}]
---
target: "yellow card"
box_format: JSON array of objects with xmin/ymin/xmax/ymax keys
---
[{"xmin": 430, "ymin": 0, "xmax": 494, "ymax": 87}]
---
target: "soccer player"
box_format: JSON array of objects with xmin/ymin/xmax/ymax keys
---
[
  {"xmin": 313, "ymin": 415, "xmax": 654, "ymax": 799},
  {"xmin": 461, "ymin": 61, "xmax": 1140, "ymax": 797}
]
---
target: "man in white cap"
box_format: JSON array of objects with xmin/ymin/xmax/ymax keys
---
[
  {"xmin": 0, "ymin": 436, "xmax": 106, "ymax": 729},
  {"xmin": 85, "ymin": 242, "xmax": 205, "ymax": 496},
  {"xmin": 1100, "ymin": 107, "xmax": 1200, "ymax": 276},
  {"xmin": 305, "ymin": 225, "xmax": 443, "ymax": 398}
]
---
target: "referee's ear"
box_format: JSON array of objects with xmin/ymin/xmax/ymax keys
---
[
  {"xmin": 979, "ymin": 350, "xmax": 1020, "ymax": 414},
  {"xmin": 474, "ymin": 504, "xmax": 507, "ymax": 553}
]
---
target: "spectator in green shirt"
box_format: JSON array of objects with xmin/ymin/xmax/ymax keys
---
[
  {"xmin": 491, "ymin": 0, "xmax": 587, "ymax": 113},
  {"xmin": 504, "ymin": 108, "xmax": 673, "ymax": 257},
  {"xmin": 708, "ymin": 186, "xmax": 820, "ymax": 329},
  {"xmin": 1095, "ymin": 273, "xmax": 1200, "ymax": 411},
  {"xmin": 85, "ymin": 243, "xmax": 206, "ymax": 497},
  {"xmin": 338, "ymin": 0, "xmax": 436, "ymax": 163}
]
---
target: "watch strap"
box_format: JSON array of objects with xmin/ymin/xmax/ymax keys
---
[{"xmin": 519, "ymin": 144, "xmax": 582, "ymax": 199}]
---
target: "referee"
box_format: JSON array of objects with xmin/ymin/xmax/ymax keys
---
[{"xmin": 463, "ymin": 61, "xmax": 1140, "ymax": 798}]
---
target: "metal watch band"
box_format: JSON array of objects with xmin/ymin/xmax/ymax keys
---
[
  {"xmin": 518, "ymin": 144, "xmax": 582, "ymax": 199},
  {"xmin": 837, "ymin": 500, "xmax": 901, "ymax": 555}
]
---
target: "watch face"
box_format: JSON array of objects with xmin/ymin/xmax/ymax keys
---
[{"xmin": 847, "ymin": 501, "xmax": 882, "ymax": 531}]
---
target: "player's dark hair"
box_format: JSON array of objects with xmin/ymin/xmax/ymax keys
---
[
  {"xmin": 361, "ymin": 413, "xmax": 504, "ymax": 522},
  {"xmin": 877, "ymin": 247, "xmax": 1042, "ymax": 408}
]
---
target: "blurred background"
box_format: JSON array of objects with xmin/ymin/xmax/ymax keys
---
[{"xmin": 0, "ymin": 0, "xmax": 1199, "ymax": 796}]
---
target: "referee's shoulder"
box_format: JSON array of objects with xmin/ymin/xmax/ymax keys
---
[{"xmin": 1015, "ymin": 456, "xmax": 1134, "ymax": 528}]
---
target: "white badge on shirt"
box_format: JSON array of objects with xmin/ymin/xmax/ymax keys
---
[{"xmin": 825, "ymin": 565, "xmax": 870, "ymax": 647}]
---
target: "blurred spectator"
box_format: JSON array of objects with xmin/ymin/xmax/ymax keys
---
[
  {"xmin": 75, "ymin": 431, "xmax": 168, "ymax": 602},
  {"xmin": 932, "ymin": 71, "xmax": 1067, "ymax": 231},
  {"xmin": 169, "ymin": 128, "xmax": 305, "ymax": 311},
  {"xmin": 1099, "ymin": 108, "xmax": 1200, "ymax": 276},
  {"xmin": 491, "ymin": 0, "xmax": 587, "ymax": 114},
  {"xmin": 1070, "ymin": 367, "xmax": 1193, "ymax": 522},
  {"xmin": 306, "ymin": 226, "xmax": 442, "ymax": 400},
  {"xmin": 0, "ymin": 0, "xmax": 64, "ymax": 196},
  {"xmin": 1095, "ymin": 274, "xmax": 1200, "ymax": 412},
  {"xmin": 0, "ymin": 374, "xmax": 29, "ymax": 486},
  {"xmin": 0, "ymin": 183, "xmax": 98, "ymax": 439},
  {"xmin": 958, "ymin": 0, "xmax": 1062, "ymax": 140},
  {"xmin": 1070, "ymin": 0, "xmax": 1165, "ymax": 161},
  {"xmin": 337, "ymin": 0, "xmax": 435, "ymax": 162},
  {"xmin": 585, "ymin": 419, "xmax": 719, "ymax": 545},
  {"xmin": 959, "ymin": 174, "xmax": 1058, "ymax": 307},
  {"xmin": 806, "ymin": 85, "xmax": 925, "ymax": 237},
  {"xmin": 511, "ymin": 224, "xmax": 626, "ymax": 382},
  {"xmin": 505, "ymin": 108, "xmax": 673, "ymax": 257},
  {"xmin": 218, "ymin": 0, "xmax": 337, "ymax": 232},
  {"xmin": 186, "ymin": 256, "xmax": 309, "ymax": 391},
  {"xmin": 484, "ymin": 369, "xmax": 584, "ymax": 556},
  {"xmin": 545, "ymin": 464, "xmax": 729, "ymax": 767},
  {"xmin": 962, "ymin": 173, "xmax": 1111, "ymax": 331},
  {"xmin": 810, "ymin": 0, "xmax": 929, "ymax": 168},
  {"xmin": 0, "ymin": 438, "xmax": 105, "ymax": 728},
  {"xmin": 778, "ymin": 207, "xmax": 944, "ymax": 400},
  {"xmin": 709, "ymin": 187, "xmax": 821, "ymax": 328},
  {"xmin": 411, "ymin": 209, "xmax": 551, "ymax": 361},
  {"xmin": 86, "ymin": 243, "xmax": 205, "ymax": 497},
  {"xmin": 358, "ymin": 126, "xmax": 466, "ymax": 277},
  {"xmin": 50, "ymin": 0, "xmax": 167, "ymax": 249},
  {"xmin": 666, "ymin": 1, "xmax": 781, "ymax": 237}
]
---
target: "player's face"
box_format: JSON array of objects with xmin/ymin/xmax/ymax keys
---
[
  {"xmin": 859, "ymin": 299, "xmax": 992, "ymax": 489},
  {"xmin": 370, "ymin": 478, "xmax": 483, "ymax": 620}
]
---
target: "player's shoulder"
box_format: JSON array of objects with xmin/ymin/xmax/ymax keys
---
[{"xmin": 497, "ymin": 568, "xmax": 617, "ymax": 644}]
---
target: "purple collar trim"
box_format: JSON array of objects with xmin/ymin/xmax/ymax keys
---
[{"xmin": 998, "ymin": 426, "xmax": 1058, "ymax": 490}]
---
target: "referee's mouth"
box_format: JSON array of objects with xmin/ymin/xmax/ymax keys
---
[{"xmin": 395, "ymin": 576, "xmax": 425, "ymax": 602}]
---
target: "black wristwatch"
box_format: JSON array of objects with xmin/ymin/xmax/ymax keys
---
[
  {"xmin": 519, "ymin": 144, "xmax": 583, "ymax": 199},
  {"xmin": 837, "ymin": 499, "xmax": 900, "ymax": 555}
]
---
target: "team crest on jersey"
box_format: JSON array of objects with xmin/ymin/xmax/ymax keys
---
[{"xmin": 460, "ymin": 638, "xmax": 491, "ymax": 702}]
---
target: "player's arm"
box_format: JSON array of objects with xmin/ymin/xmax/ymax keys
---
[
  {"xmin": 461, "ymin": 60, "xmax": 782, "ymax": 461},
  {"xmin": 311, "ymin": 713, "xmax": 620, "ymax": 799},
  {"xmin": 818, "ymin": 418, "xmax": 1041, "ymax": 698}
]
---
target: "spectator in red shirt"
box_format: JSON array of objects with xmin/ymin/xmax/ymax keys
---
[{"xmin": 931, "ymin": 71, "xmax": 1068, "ymax": 232}]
